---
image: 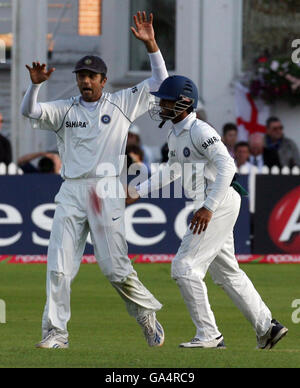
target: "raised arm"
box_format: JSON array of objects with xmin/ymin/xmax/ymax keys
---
[
  {"xmin": 18, "ymin": 151, "xmax": 48, "ymax": 166},
  {"xmin": 131, "ymin": 11, "xmax": 168, "ymax": 91},
  {"xmin": 21, "ymin": 62, "xmax": 55, "ymax": 119},
  {"xmin": 130, "ymin": 11, "xmax": 158, "ymax": 53}
]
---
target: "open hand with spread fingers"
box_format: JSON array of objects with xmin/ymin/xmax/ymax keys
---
[
  {"xmin": 130, "ymin": 11, "xmax": 158, "ymax": 53},
  {"xmin": 25, "ymin": 62, "xmax": 56, "ymax": 84},
  {"xmin": 190, "ymin": 207, "xmax": 213, "ymax": 235}
]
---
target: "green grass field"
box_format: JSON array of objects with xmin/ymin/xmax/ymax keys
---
[{"xmin": 0, "ymin": 263, "xmax": 299, "ymax": 368}]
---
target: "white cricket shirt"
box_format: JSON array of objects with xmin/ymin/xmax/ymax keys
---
[
  {"xmin": 23, "ymin": 50, "xmax": 168, "ymax": 180},
  {"xmin": 30, "ymin": 80, "xmax": 153, "ymax": 179},
  {"xmin": 137, "ymin": 112, "xmax": 237, "ymax": 212}
]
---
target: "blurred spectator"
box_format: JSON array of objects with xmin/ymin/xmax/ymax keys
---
[
  {"xmin": 126, "ymin": 144, "xmax": 144, "ymax": 166},
  {"xmin": 126, "ymin": 143, "xmax": 150, "ymax": 181},
  {"xmin": 222, "ymin": 123, "xmax": 238, "ymax": 158},
  {"xmin": 38, "ymin": 156, "xmax": 57, "ymax": 173},
  {"xmin": 234, "ymin": 141, "xmax": 252, "ymax": 172},
  {"xmin": 195, "ymin": 99, "xmax": 207, "ymax": 122},
  {"xmin": 0, "ymin": 113, "xmax": 12, "ymax": 166},
  {"xmin": 128, "ymin": 124, "xmax": 160, "ymax": 165},
  {"xmin": 18, "ymin": 151, "xmax": 61, "ymax": 174},
  {"xmin": 161, "ymin": 142, "xmax": 169, "ymax": 163},
  {"xmin": 265, "ymin": 117, "xmax": 300, "ymax": 167},
  {"xmin": 249, "ymin": 132, "xmax": 281, "ymax": 171}
]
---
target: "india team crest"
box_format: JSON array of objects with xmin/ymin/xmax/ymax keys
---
[
  {"xmin": 101, "ymin": 114, "xmax": 111, "ymax": 124},
  {"xmin": 183, "ymin": 147, "xmax": 191, "ymax": 157}
]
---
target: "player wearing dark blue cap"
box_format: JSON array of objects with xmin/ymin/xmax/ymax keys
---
[{"xmin": 21, "ymin": 11, "xmax": 168, "ymax": 350}]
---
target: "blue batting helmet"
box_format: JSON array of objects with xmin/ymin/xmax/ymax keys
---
[{"xmin": 151, "ymin": 75, "xmax": 198, "ymax": 109}]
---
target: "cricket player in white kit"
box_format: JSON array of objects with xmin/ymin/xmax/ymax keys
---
[
  {"xmin": 21, "ymin": 12, "xmax": 167, "ymax": 349},
  {"xmin": 127, "ymin": 75, "xmax": 288, "ymax": 349}
]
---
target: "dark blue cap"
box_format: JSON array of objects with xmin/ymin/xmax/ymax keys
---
[{"xmin": 73, "ymin": 55, "xmax": 107, "ymax": 75}]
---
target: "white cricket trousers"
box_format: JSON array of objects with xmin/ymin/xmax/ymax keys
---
[
  {"xmin": 42, "ymin": 178, "xmax": 162, "ymax": 338},
  {"xmin": 171, "ymin": 187, "xmax": 272, "ymax": 341}
]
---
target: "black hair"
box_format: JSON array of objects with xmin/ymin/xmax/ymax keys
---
[
  {"xmin": 161, "ymin": 142, "xmax": 169, "ymax": 163},
  {"xmin": 266, "ymin": 116, "xmax": 280, "ymax": 127},
  {"xmin": 234, "ymin": 141, "xmax": 250, "ymax": 152},
  {"xmin": 38, "ymin": 157, "xmax": 55, "ymax": 173},
  {"xmin": 223, "ymin": 123, "xmax": 238, "ymax": 136},
  {"xmin": 126, "ymin": 144, "xmax": 144, "ymax": 161}
]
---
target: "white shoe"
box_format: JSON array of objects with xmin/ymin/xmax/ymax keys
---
[
  {"xmin": 180, "ymin": 335, "xmax": 226, "ymax": 348},
  {"xmin": 137, "ymin": 312, "xmax": 165, "ymax": 347},
  {"xmin": 257, "ymin": 319, "xmax": 288, "ymax": 350},
  {"xmin": 35, "ymin": 329, "xmax": 69, "ymax": 349}
]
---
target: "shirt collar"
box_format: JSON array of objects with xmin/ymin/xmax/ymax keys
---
[
  {"xmin": 80, "ymin": 97, "xmax": 99, "ymax": 109},
  {"xmin": 79, "ymin": 94, "xmax": 105, "ymax": 106},
  {"xmin": 172, "ymin": 112, "xmax": 197, "ymax": 136},
  {"xmin": 250, "ymin": 154, "xmax": 263, "ymax": 166}
]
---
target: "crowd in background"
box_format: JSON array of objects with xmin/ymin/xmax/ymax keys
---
[
  {"xmin": 0, "ymin": 109, "xmax": 299, "ymax": 176},
  {"xmin": 225, "ymin": 116, "xmax": 300, "ymax": 172},
  {"xmin": 0, "ymin": 113, "xmax": 12, "ymax": 167},
  {"xmin": 126, "ymin": 113, "xmax": 300, "ymax": 174}
]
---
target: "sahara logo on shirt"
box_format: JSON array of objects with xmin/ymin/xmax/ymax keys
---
[
  {"xmin": 202, "ymin": 137, "xmax": 220, "ymax": 150},
  {"xmin": 65, "ymin": 121, "xmax": 88, "ymax": 128}
]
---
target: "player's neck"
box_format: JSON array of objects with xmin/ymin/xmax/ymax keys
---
[
  {"xmin": 80, "ymin": 96, "xmax": 101, "ymax": 111},
  {"xmin": 172, "ymin": 111, "xmax": 189, "ymax": 124}
]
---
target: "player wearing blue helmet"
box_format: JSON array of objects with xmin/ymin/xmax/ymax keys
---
[
  {"xmin": 149, "ymin": 75, "xmax": 198, "ymax": 127},
  {"xmin": 128, "ymin": 75, "xmax": 288, "ymax": 349}
]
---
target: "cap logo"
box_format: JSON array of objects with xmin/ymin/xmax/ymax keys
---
[{"xmin": 84, "ymin": 58, "xmax": 92, "ymax": 65}]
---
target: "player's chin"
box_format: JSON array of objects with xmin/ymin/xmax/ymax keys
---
[
  {"xmin": 159, "ymin": 112, "xmax": 170, "ymax": 120},
  {"xmin": 81, "ymin": 89, "xmax": 94, "ymax": 101}
]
